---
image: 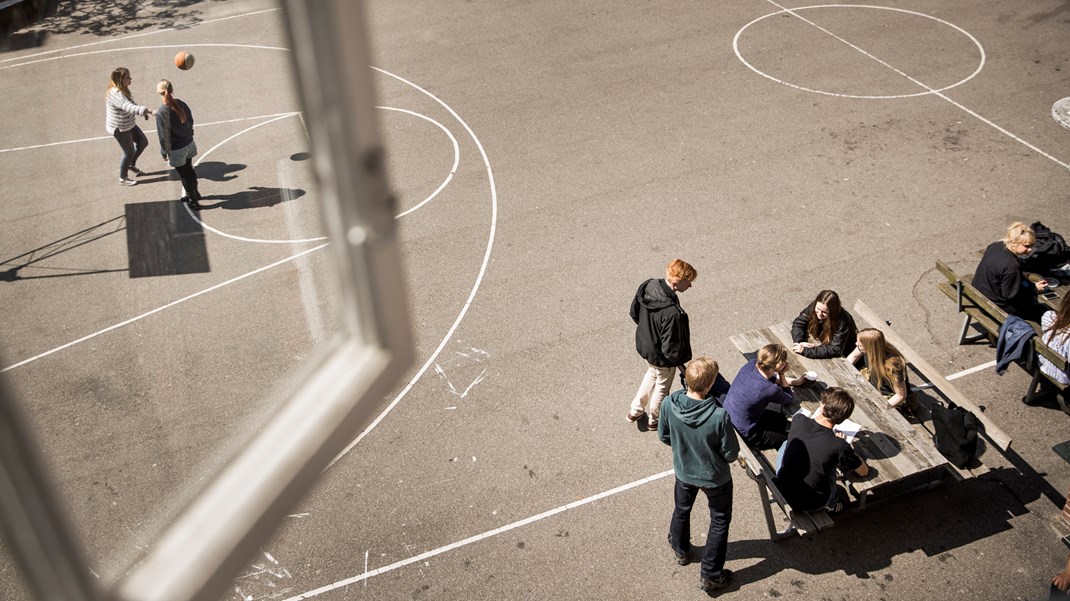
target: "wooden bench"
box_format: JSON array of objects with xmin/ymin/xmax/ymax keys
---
[
  {"xmin": 853, "ymin": 300, "xmax": 1012, "ymax": 471},
  {"xmin": 935, "ymin": 260, "xmax": 1012, "ymax": 345},
  {"xmin": 734, "ymin": 437, "xmax": 834, "ymax": 541},
  {"xmin": 936, "ymin": 261, "xmax": 1069, "ymax": 415}
]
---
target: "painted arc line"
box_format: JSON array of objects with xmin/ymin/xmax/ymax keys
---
[
  {"xmin": 282, "ymin": 469, "xmax": 676, "ymax": 600},
  {"xmin": 0, "ymin": 7, "xmax": 282, "ymax": 65},
  {"xmin": 0, "ymin": 112, "xmax": 302, "ymax": 154},
  {"xmin": 0, "ymin": 42, "xmax": 289, "ymax": 71},
  {"xmin": 327, "ymin": 66, "xmax": 499, "ymax": 467},
  {"xmin": 735, "ymin": 4, "xmax": 985, "ymax": 99},
  {"xmin": 182, "ymin": 106, "xmax": 461, "ymax": 243},
  {"xmin": 0, "ymin": 243, "xmax": 329, "ymax": 373}
]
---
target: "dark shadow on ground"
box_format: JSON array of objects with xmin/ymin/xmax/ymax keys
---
[
  {"xmin": 195, "ymin": 161, "xmax": 246, "ymax": 182},
  {"xmin": 18, "ymin": 0, "xmax": 220, "ymax": 38},
  {"xmin": 125, "ymin": 199, "xmax": 208, "ymax": 278},
  {"xmin": 199, "ymin": 187, "xmax": 305, "ymax": 211},
  {"xmin": 698, "ymin": 473, "xmax": 1034, "ymax": 595},
  {"xmin": 0, "ymin": 215, "xmax": 127, "ymax": 281}
]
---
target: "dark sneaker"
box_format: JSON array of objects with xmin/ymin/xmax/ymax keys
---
[
  {"xmin": 668, "ymin": 534, "xmax": 688, "ymax": 565},
  {"xmin": 129, "ymin": 166, "xmax": 146, "ymax": 176},
  {"xmin": 698, "ymin": 569, "xmax": 733, "ymax": 593}
]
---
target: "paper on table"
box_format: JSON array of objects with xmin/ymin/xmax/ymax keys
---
[{"xmin": 793, "ymin": 407, "xmax": 861, "ymax": 443}]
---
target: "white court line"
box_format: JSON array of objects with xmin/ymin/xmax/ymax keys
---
[
  {"xmin": 0, "ymin": 243, "xmax": 327, "ymax": 373},
  {"xmin": 282, "ymin": 470, "xmax": 675, "ymax": 600},
  {"xmin": 945, "ymin": 360, "xmax": 997, "ymax": 380},
  {"xmin": 0, "ymin": 112, "xmax": 299, "ymax": 154},
  {"xmin": 757, "ymin": 2, "xmax": 1070, "ymax": 170},
  {"xmin": 327, "ymin": 66, "xmax": 498, "ymax": 468},
  {"xmin": 0, "ymin": 7, "xmax": 280, "ymax": 66}
]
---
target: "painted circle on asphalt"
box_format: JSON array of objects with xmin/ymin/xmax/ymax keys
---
[{"xmin": 733, "ymin": 5, "xmax": 985, "ymax": 99}]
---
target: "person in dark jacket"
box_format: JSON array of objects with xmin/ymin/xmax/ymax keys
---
[
  {"xmin": 659, "ymin": 357, "xmax": 738, "ymax": 593},
  {"xmin": 973, "ymin": 222, "xmax": 1046, "ymax": 322},
  {"xmin": 155, "ymin": 79, "xmax": 203, "ymax": 210},
  {"xmin": 791, "ymin": 290, "xmax": 857, "ymax": 359},
  {"xmin": 627, "ymin": 258, "xmax": 696, "ymax": 430}
]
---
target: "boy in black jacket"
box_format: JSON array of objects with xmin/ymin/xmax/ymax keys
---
[{"xmin": 627, "ymin": 258, "xmax": 696, "ymax": 430}]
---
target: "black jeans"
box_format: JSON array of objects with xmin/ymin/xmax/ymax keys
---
[
  {"xmin": 175, "ymin": 158, "xmax": 200, "ymax": 201},
  {"xmin": 113, "ymin": 126, "xmax": 147, "ymax": 179},
  {"xmin": 743, "ymin": 409, "xmax": 789, "ymax": 451},
  {"xmin": 669, "ymin": 478, "xmax": 733, "ymax": 579}
]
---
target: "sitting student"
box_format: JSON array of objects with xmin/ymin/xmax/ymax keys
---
[
  {"xmin": 847, "ymin": 328, "xmax": 916, "ymax": 412},
  {"xmin": 724, "ymin": 344, "xmax": 805, "ymax": 450},
  {"xmin": 973, "ymin": 222, "xmax": 1047, "ymax": 322},
  {"xmin": 791, "ymin": 290, "xmax": 858, "ymax": 359},
  {"xmin": 1035, "ymin": 294, "xmax": 1070, "ymax": 403},
  {"xmin": 775, "ymin": 387, "xmax": 869, "ymax": 512}
]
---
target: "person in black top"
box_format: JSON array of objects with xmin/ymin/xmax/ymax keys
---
[
  {"xmin": 627, "ymin": 259, "xmax": 695, "ymax": 430},
  {"xmin": 156, "ymin": 79, "xmax": 203, "ymax": 210},
  {"xmin": 791, "ymin": 290, "xmax": 857, "ymax": 359},
  {"xmin": 775, "ymin": 387, "xmax": 868, "ymax": 512},
  {"xmin": 973, "ymin": 222, "xmax": 1047, "ymax": 322}
]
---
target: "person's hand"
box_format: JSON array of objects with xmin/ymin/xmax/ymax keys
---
[
  {"xmin": 161, "ymin": 154, "xmax": 169, "ymax": 163},
  {"xmin": 834, "ymin": 431, "xmax": 846, "ymax": 439},
  {"xmin": 1053, "ymin": 569, "xmax": 1070, "ymax": 592},
  {"xmin": 1036, "ymin": 279, "xmax": 1050, "ymax": 292},
  {"xmin": 786, "ymin": 375, "xmax": 807, "ymax": 387}
]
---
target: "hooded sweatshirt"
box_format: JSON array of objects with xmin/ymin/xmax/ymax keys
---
[
  {"xmin": 630, "ymin": 278, "xmax": 692, "ymax": 367},
  {"xmin": 658, "ymin": 389, "xmax": 739, "ymax": 488}
]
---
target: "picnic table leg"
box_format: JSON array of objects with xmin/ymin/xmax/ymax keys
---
[
  {"xmin": 753, "ymin": 476, "xmax": 796, "ymax": 541},
  {"xmin": 1023, "ymin": 370, "xmax": 1042, "ymax": 406}
]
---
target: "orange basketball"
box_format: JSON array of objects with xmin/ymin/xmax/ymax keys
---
[{"xmin": 174, "ymin": 51, "xmax": 195, "ymax": 70}]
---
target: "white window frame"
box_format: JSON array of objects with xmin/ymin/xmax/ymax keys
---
[{"xmin": 0, "ymin": 2, "xmax": 412, "ymax": 600}]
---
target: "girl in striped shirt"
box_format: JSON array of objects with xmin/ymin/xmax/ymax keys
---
[{"xmin": 105, "ymin": 67, "xmax": 154, "ymax": 186}]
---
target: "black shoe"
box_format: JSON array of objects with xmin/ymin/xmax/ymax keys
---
[
  {"xmin": 698, "ymin": 569, "xmax": 733, "ymax": 593},
  {"xmin": 129, "ymin": 165, "xmax": 146, "ymax": 176},
  {"xmin": 668, "ymin": 534, "xmax": 688, "ymax": 565},
  {"xmin": 189, "ymin": 200, "xmax": 203, "ymax": 211}
]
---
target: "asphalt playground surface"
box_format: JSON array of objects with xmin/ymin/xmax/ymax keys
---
[{"xmin": 1, "ymin": 1, "xmax": 1070, "ymax": 599}]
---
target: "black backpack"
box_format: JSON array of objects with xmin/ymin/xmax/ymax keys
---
[
  {"xmin": 931, "ymin": 401, "xmax": 978, "ymax": 468},
  {"xmin": 1022, "ymin": 221, "xmax": 1070, "ymax": 272}
]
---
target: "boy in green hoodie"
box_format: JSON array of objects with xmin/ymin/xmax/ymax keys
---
[{"xmin": 659, "ymin": 356, "xmax": 739, "ymax": 594}]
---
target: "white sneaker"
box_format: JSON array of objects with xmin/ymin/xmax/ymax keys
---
[{"xmin": 119, "ymin": 178, "xmax": 137, "ymax": 186}]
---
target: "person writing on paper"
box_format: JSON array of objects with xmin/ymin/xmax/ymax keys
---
[
  {"xmin": 775, "ymin": 387, "xmax": 868, "ymax": 513},
  {"xmin": 724, "ymin": 344, "xmax": 806, "ymax": 450},
  {"xmin": 791, "ymin": 290, "xmax": 858, "ymax": 358},
  {"xmin": 847, "ymin": 328, "xmax": 916, "ymax": 412}
]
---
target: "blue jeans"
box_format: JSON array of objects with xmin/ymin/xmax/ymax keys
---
[
  {"xmin": 113, "ymin": 125, "xmax": 148, "ymax": 179},
  {"xmin": 669, "ymin": 478, "xmax": 732, "ymax": 579}
]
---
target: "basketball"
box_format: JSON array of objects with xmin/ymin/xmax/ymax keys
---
[{"xmin": 174, "ymin": 51, "xmax": 195, "ymax": 70}]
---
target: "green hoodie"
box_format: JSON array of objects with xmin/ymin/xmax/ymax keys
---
[{"xmin": 658, "ymin": 389, "xmax": 739, "ymax": 488}]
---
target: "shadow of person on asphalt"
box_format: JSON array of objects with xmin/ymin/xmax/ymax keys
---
[{"xmin": 197, "ymin": 187, "xmax": 306, "ymax": 211}]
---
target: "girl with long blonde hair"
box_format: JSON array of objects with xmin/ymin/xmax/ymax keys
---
[
  {"xmin": 847, "ymin": 328, "xmax": 913, "ymax": 410},
  {"xmin": 105, "ymin": 67, "xmax": 154, "ymax": 185}
]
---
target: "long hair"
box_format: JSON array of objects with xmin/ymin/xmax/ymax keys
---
[
  {"xmin": 857, "ymin": 328, "xmax": 905, "ymax": 391},
  {"xmin": 157, "ymin": 79, "xmax": 187, "ymax": 124},
  {"xmin": 108, "ymin": 67, "xmax": 133, "ymax": 101},
  {"xmin": 807, "ymin": 290, "xmax": 842, "ymax": 345},
  {"xmin": 1045, "ymin": 294, "xmax": 1070, "ymax": 339}
]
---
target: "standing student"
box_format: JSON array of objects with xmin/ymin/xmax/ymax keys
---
[
  {"xmin": 973, "ymin": 222, "xmax": 1047, "ymax": 322},
  {"xmin": 658, "ymin": 357, "xmax": 738, "ymax": 594},
  {"xmin": 774, "ymin": 387, "xmax": 869, "ymax": 512},
  {"xmin": 105, "ymin": 67, "xmax": 153, "ymax": 186},
  {"xmin": 155, "ymin": 79, "xmax": 203, "ymax": 210},
  {"xmin": 791, "ymin": 290, "xmax": 858, "ymax": 359},
  {"xmin": 723, "ymin": 344, "xmax": 806, "ymax": 450},
  {"xmin": 627, "ymin": 259, "xmax": 696, "ymax": 430}
]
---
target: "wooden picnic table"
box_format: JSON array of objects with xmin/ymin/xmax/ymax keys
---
[
  {"xmin": 1026, "ymin": 271, "xmax": 1068, "ymax": 310},
  {"xmin": 730, "ymin": 322, "xmax": 951, "ymax": 507}
]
